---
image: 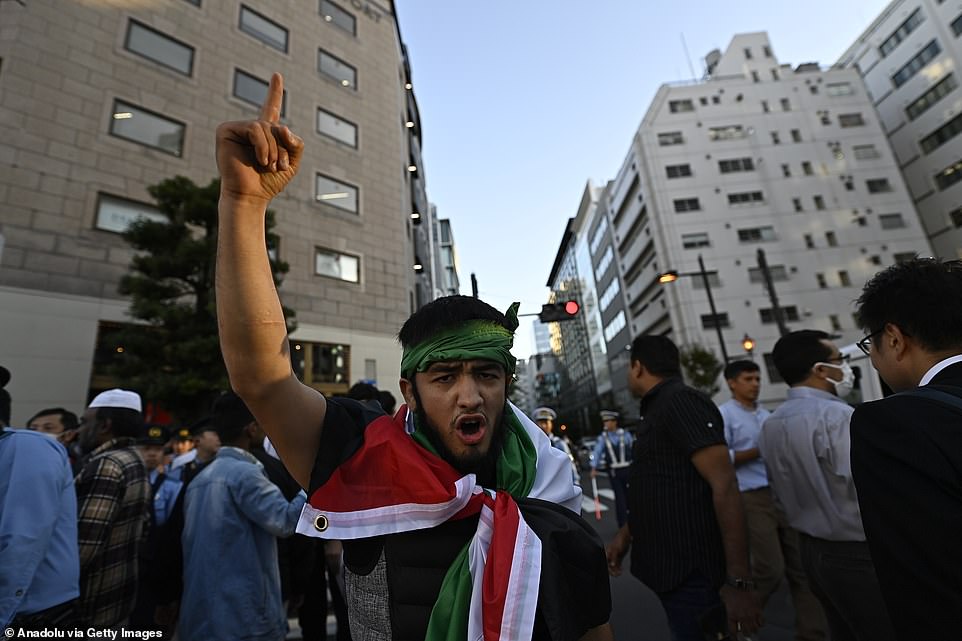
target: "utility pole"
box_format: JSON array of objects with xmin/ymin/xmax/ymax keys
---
[
  {"xmin": 470, "ymin": 273, "xmax": 478, "ymax": 298},
  {"xmin": 698, "ymin": 254, "xmax": 729, "ymax": 363},
  {"xmin": 756, "ymin": 248, "xmax": 790, "ymax": 336}
]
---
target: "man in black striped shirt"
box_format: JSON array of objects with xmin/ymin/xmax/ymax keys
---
[{"xmin": 606, "ymin": 335, "xmax": 760, "ymax": 641}]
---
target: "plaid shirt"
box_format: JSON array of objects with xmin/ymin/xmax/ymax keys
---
[{"xmin": 74, "ymin": 438, "xmax": 150, "ymax": 627}]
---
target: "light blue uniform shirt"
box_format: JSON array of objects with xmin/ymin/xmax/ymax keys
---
[
  {"xmin": 147, "ymin": 468, "xmax": 183, "ymax": 527},
  {"xmin": 591, "ymin": 429, "xmax": 634, "ymax": 471},
  {"xmin": 0, "ymin": 429, "xmax": 80, "ymax": 627},
  {"xmin": 180, "ymin": 446, "xmax": 306, "ymax": 641},
  {"xmin": 718, "ymin": 399, "xmax": 771, "ymax": 492}
]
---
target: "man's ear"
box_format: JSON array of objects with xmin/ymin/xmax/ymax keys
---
[
  {"xmin": 399, "ymin": 378, "xmax": 417, "ymax": 410},
  {"xmin": 884, "ymin": 322, "xmax": 910, "ymax": 361}
]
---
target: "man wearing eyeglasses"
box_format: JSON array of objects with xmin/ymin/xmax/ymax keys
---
[
  {"xmin": 849, "ymin": 257, "xmax": 962, "ymax": 641},
  {"xmin": 757, "ymin": 330, "xmax": 895, "ymax": 641}
]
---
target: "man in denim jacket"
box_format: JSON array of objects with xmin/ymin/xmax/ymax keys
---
[{"xmin": 179, "ymin": 392, "xmax": 306, "ymax": 641}]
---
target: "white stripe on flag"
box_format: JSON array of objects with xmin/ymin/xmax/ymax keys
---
[
  {"xmin": 500, "ymin": 502, "xmax": 541, "ymax": 640},
  {"xmin": 466, "ymin": 503, "xmax": 494, "ymax": 641},
  {"xmin": 296, "ymin": 475, "xmax": 481, "ymax": 539}
]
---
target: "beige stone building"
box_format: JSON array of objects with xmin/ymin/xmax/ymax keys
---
[{"xmin": 0, "ymin": 0, "xmax": 428, "ymax": 423}]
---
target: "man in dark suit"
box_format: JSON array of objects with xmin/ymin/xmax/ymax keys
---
[{"xmin": 850, "ymin": 257, "xmax": 962, "ymax": 640}]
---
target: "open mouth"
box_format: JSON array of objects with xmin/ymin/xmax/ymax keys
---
[{"xmin": 455, "ymin": 415, "xmax": 487, "ymax": 445}]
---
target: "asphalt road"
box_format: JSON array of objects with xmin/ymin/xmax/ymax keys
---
[{"xmin": 585, "ymin": 475, "xmax": 797, "ymax": 641}]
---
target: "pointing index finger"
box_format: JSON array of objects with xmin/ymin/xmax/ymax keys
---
[{"xmin": 260, "ymin": 73, "xmax": 284, "ymax": 123}]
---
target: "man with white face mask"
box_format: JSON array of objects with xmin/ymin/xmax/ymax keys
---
[{"xmin": 758, "ymin": 330, "xmax": 895, "ymax": 641}]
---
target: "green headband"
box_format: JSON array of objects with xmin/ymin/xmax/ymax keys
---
[{"xmin": 400, "ymin": 302, "xmax": 520, "ymax": 379}]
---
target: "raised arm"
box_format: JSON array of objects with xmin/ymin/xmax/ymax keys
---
[{"xmin": 215, "ymin": 73, "xmax": 325, "ymax": 489}]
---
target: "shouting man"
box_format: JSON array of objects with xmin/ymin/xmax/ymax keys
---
[{"xmin": 214, "ymin": 74, "xmax": 612, "ymax": 641}]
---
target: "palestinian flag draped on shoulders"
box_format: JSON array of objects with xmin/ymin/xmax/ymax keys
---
[{"xmin": 297, "ymin": 400, "xmax": 595, "ymax": 641}]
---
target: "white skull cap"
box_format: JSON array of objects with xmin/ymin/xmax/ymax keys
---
[{"xmin": 88, "ymin": 388, "xmax": 143, "ymax": 413}]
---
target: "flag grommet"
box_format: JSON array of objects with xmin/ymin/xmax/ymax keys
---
[{"xmin": 313, "ymin": 514, "xmax": 329, "ymax": 532}]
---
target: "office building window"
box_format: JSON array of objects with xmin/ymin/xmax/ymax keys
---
[
  {"xmin": 817, "ymin": 110, "xmax": 831, "ymax": 125},
  {"xmin": 826, "ymin": 82, "xmax": 854, "ymax": 96},
  {"xmin": 949, "ymin": 206, "xmax": 962, "ymax": 228},
  {"xmin": 826, "ymin": 231, "xmax": 838, "ymax": 247},
  {"xmin": 793, "ymin": 198, "xmax": 803, "ymax": 212},
  {"xmin": 673, "ymin": 198, "xmax": 701, "ymax": 213},
  {"xmin": 709, "ymin": 125, "xmax": 746, "ymax": 141},
  {"xmin": 728, "ymin": 190, "xmax": 765, "ymax": 205},
  {"xmin": 816, "ymin": 272, "xmax": 827, "ymax": 288},
  {"xmin": 738, "ymin": 225, "xmax": 776, "ymax": 242},
  {"xmin": 668, "ymin": 99, "xmax": 695, "ymax": 113},
  {"xmin": 124, "ymin": 20, "xmax": 194, "ymax": 76},
  {"xmin": 691, "ymin": 272, "xmax": 722, "ymax": 289},
  {"xmin": 239, "ymin": 5, "xmax": 288, "ymax": 52},
  {"xmin": 838, "ymin": 270, "xmax": 852, "ymax": 287},
  {"xmin": 589, "ymin": 218, "xmax": 609, "ymax": 255},
  {"xmin": 953, "ymin": 12, "xmax": 962, "ymax": 36},
  {"xmin": 319, "ymin": 49, "xmax": 356, "ymax": 89},
  {"xmin": 290, "ymin": 340, "xmax": 351, "ymax": 389},
  {"xmin": 854, "ymin": 144, "xmax": 881, "ymax": 160},
  {"xmin": 681, "ymin": 232, "xmax": 711, "ymax": 249},
  {"xmin": 906, "ymin": 74, "xmax": 958, "ymax": 121},
  {"xmin": 760, "ymin": 306, "xmax": 799, "ymax": 323},
  {"xmin": 782, "ymin": 164, "xmax": 792, "ymax": 177},
  {"xmin": 109, "ymin": 100, "xmax": 184, "ymax": 156},
  {"xmin": 604, "ymin": 311, "xmax": 627, "ymax": 342},
  {"xmin": 599, "ymin": 279, "xmax": 621, "ymax": 311},
  {"xmin": 791, "ymin": 128, "xmax": 802, "ymax": 142},
  {"xmin": 839, "ymin": 113, "xmax": 866, "ymax": 127},
  {"xmin": 771, "ymin": 131, "xmax": 781, "ymax": 144},
  {"xmin": 317, "ymin": 108, "xmax": 357, "ymax": 147},
  {"xmin": 879, "ymin": 213, "xmax": 906, "ymax": 229},
  {"xmin": 880, "ymin": 8, "xmax": 923, "ymax": 57},
  {"xmin": 657, "ymin": 131, "xmax": 684, "ymax": 146},
  {"xmin": 935, "ymin": 159, "xmax": 962, "ymax": 191},
  {"xmin": 320, "ymin": 0, "xmax": 356, "ymax": 35},
  {"xmin": 752, "ymin": 70, "xmax": 760, "ymax": 83},
  {"xmin": 867, "ymin": 178, "xmax": 893, "ymax": 193},
  {"xmin": 665, "ymin": 163, "xmax": 692, "ymax": 178},
  {"xmin": 830, "ymin": 314, "xmax": 842, "ymax": 331},
  {"xmin": 701, "ymin": 313, "xmax": 730, "ymax": 329},
  {"xmin": 919, "ymin": 112, "xmax": 962, "ymax": 155},
  {"xmin": 894, "ymin": 252, "xmax": 917, "ymax": 263},
  {"xmin": 814, "ymin": 195, "xmax": 826, "ymax": 210},
  {"xmin": 761, "ymin": 100, "xmax": 769, "ymax": 112},
  {"xmin": 595, "ymin": 246, "xmax": 614, "ymax": 276},
  {"xmin": 315, "ymin": 174, "xmax": 358, "ymax": 213},
  {"xmin": 95, "ymin": 193, "xmax": 166, "ymax": 234},
  {"xmin": 233, "ymin": 69, "xmax": 287, "ymax": 116},
  {"xmin": 315, "ymin": 247, "xmax": 359, "ymax": 282},
  {"xmin": 744, "ymin": 47, "xmax": 753, "ymax": 60},
  {"xmin": 802, "ymin": 161, "xmax": 814, "ymax": 176},
  {"xmin": 781, "ymin": 98, "xmax": 791, "ymax": 111},
  {"xmin": 805, "ymin": 234, "xmax": 815, "ymax": 249},
  {"xmin": 748, "ymin": 265, "xmax": 788, "ymax": 283},
  {"xmin": 892, "ymin": 40, "xmax": 941, "ymax": 88},
  {"xmin": 718, "ymin": 157, "xmax": 754, "ymax": 173}
]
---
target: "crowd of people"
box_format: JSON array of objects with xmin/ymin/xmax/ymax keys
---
[{"xmin": 3, "ymin": 72, "xmax": 961, "ymax": 641}]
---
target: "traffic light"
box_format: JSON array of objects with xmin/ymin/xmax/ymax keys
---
[{"xmin": 538, "ymin": 300, "xmax": 580, "ymax": 322}]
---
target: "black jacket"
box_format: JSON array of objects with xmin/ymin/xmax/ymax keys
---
[{"xmin": 851, "ymin": 361, "xmax": 962, "ymax": 640}]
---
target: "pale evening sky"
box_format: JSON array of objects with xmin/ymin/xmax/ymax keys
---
[{"xmin": 394, "ymin": 1, "xmax": 890, "ymax": 358}]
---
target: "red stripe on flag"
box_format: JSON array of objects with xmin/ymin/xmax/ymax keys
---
[
  {"xmin": 308, "ymin": 413, "xmax": 465, "ymax": 512},
  {"xmin": 482, "ymin": 493, "xmax": 520, "ymax": 641}
]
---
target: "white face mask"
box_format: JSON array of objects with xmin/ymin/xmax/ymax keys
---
[{"xmin": 816, "ymin": 361, "xmax": 855, "ymax": 398}]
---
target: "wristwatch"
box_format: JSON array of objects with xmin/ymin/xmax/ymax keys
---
[{"xmin": 725, "ymin": 575, "xmax": 756, "ymax": 591}]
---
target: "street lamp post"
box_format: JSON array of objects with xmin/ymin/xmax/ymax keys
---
[{"xmin": 658, "ymin": 253, "xmax": 730, "ymax": 363}]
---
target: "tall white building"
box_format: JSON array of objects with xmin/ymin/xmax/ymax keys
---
[
  {"xmin": 839, "ymin": 0, "xmax": 962, "ymax": 260},
  {"xmin": 605, "ymin": 32, "xmax": 932, "ymax": 405}
]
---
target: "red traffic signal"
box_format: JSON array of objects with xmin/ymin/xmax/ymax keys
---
[{"xmin": 538, "ymin": 300, "xmax": 581, "ymax": 323}]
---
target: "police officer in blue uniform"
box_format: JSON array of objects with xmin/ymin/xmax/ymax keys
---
[
  {"xmin": 591, "ymin": 410, "xmax": 633, "ymax": 527},
  {"xmin": 533, "ymin": 406, "xmax": 580, "ymax": 485}
]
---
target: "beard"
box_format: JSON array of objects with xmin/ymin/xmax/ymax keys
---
[{"xmin": 412, "ymin": 388, "xmax": 505, "ymax": 487}]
